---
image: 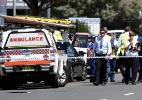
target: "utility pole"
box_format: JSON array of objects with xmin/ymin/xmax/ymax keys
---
[
  {"xmin": 139, "ymin": 11, "xmax": 142, "ymax": 24},
  {"xmin": 13, "ymin": 0, "xmax": 16, "ymax": 17},
  {"xmin": 47, "ymin": 8, "xmax": 51, "ymax": 18},
  {"xmin": 46, "ymin": 3, "xmax": 51, "ymax": 18}
]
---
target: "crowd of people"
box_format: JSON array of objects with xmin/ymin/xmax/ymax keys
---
[
  {"xmin": 68, "ymin": 24, "xmax": 142, "ymax": 86},
  {"xmin": 86, "ymin": 25, "xmax": 142, "ymax": 87}
]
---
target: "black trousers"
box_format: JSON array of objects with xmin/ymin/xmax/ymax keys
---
[
  {"xmin": 125, "ymin": 58, "xmax": 138, "ymax": 82},
  {"xmin": 117, "ymin": 52, "xmax": 126, "ymax": 77},
  {"xmin": 95, "ymin": 54, "xmax": 107, "ymax": 83}
]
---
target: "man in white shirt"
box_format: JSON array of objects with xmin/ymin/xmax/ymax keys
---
[{"xmin": 92, "ymin": 28, "xmax": 112, "ymax": 86}]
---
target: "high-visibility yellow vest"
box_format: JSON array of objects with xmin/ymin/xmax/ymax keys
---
[
  {"xmin": 120, "ymin": 33, "xmax": 129, "ymax": 55},
  {"xmin": 111, "ymin": 40, "xmax": 117, "ymax": 58}
]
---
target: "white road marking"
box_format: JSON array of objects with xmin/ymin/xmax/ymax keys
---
[
  {"xmin": 124, "ymin": 93, "xmax": 134, "ymax": 95},
  {"xmin": 101, "ymin": 99, "xmax": 108, "ymax": 100},
  {"xmin": 27, "ymin": 92, "xmax": 31, "ymax": 93}
]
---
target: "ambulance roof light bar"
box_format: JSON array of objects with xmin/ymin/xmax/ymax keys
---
[
  {"xmin": 1, "ymin": 15, "xmax": 76, "ymax": 29},
  {"xmin": 16, "ymin": 15, "xmax": 72, "ymax": 25}
]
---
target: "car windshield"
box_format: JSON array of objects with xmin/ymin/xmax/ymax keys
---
[
  {"xmin": 108, "ymin": 32, "xmax": 122, "ymax": 41},
  {"xmin": 115, "ymin": 32, "xmax": 122, "ymax": 41},
  {"xmin": 73, "ymin": 35, "xmax": 88, "ymax": 48}
]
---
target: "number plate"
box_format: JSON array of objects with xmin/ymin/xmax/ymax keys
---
[{"xmin": 22, "ymin": 66, "xmax": 34, "ymax": 71}]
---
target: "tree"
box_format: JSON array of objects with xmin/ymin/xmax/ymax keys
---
[{"xmin": 23, "ymin": 0, "xmax": 69, "ymax": 16}]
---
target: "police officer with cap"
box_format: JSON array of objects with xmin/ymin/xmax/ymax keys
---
[
  {"xmin": 87, "ymin": 35, "xmax": 96, "ymax": 82},
  {"xmin": 69, "ymin": 33, "xmax": 75, "ymax": 44}
]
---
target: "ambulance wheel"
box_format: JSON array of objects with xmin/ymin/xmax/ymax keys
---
[
  {"xmin": 58, "ymin": 66, "xmax": 67, "ymax": 87},
  {"xmin": 76, "ymin": 66, "xmax": 87, "ymax": 81},
  {"xmin": 33, "ymin": 80, "xmax": 41, "ymax": 83},
  {"xmin": 1, "ymin": 78, "xmax": 19, "ymax": 90},
  {"xmin": 44, "ymin": 75, "xmax": 51, "ymax": 86},
  {"xmin": 50, "ymin": 74, "xmax": 59, "ymax": 88},
  {"xmin": 68, "ymin": 66, "xmax": 74, "ymax": 82}
]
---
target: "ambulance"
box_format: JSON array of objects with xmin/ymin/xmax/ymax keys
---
[{"xmin": 0, "ymin": 15, "xmax": 75, "ymax": 89}]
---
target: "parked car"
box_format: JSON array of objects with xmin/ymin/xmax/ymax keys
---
[
  {"xmin": 57, "ymin": 42, "xmax": 87, "ymax": 82},
  {"xmin": 107, "ymin": 30, "xmax": 124, "ymax": 41}
]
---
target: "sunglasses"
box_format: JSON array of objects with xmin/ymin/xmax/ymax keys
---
[
  {"xmin": 101, "ymin": 32, "xmax": 105, "ymax": 34},
  {"xmin": 129, "ymin": 35, "xmax": 134, "ymax": 37}
]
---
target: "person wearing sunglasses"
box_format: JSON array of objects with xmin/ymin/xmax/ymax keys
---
[
  {"xmin": 92, "ymin": 28, "xmax": 112, "ymax": 86},
  {"xmin": 124, "ymin": 31, "xmax": 140, "ymax": 85}
]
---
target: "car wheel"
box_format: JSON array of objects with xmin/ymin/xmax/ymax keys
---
[
  {"xmin": 59, "ymin": 66, "xmax": 67, "ymax": 87},
  {"xmin": 76, "ymin": 66, "xmax": 87, "ymax": 81},
  {"xmin": 68, "ymin": 66, "xmax": 74, "ymax": 82}
]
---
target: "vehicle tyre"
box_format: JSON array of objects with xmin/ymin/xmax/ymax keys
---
[
  {"xmin": 68, "ymin": 66, "xmax": 74, "ymax": 82},
  {"xmin": 76, "ymin": 66, "xmax": 87, "ymax": 81},
  {"xmin": 50, "ymin": 74, "xmax": 59, "ymax": 88},
  {"xmin": 1, "ymin": 78, "xmax": 19, "ymax": 90},
  {"xmin": 44, "ymin": 75, "xmax": 51, "ymax": 86},
  {"xmin": 58, "ymin": 66, "xmax": 67, "ymax": 87},
  {"xmin": 33, "ymin": 80, "xmax": 41, "ymax": 83}
]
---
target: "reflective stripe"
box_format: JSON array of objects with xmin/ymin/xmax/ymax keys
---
[{"xmin": 4, "ymin": 60, "xmax": 50, "ymax": 66}]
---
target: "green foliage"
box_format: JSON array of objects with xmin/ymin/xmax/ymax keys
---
[
  {"xmin": 71, "ymin": 22, "xmax": 90, "ymax": 33},
  {"xmin": 22, "ymin": 0, "xmax": 142, "ymax": 22},
  {"xmin": 23, "ymin": 0, "xmax": 69, "ymax": 16}
]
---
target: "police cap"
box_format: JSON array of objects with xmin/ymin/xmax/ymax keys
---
[
  {"xmin": 90, "ymin": 35, "xmax": 96, "ymax": 39},
  {"xmin": 69, "ymin": 33, "xmax": 74, "ymax": 37}
]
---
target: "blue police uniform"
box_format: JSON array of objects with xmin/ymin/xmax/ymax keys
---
[
  {"xmin": 87, "ymin": 42, "xmax": 96, "ymax": 82},
  {"xmin": 87, "ymin": 35, "xmax": 96, "ymax": 82}
]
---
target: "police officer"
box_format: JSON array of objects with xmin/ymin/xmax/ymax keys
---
[
  {"xmin": 68, "ymin": 33, "xmax": 75, "ymax": 44},
  {"xmin": 92, "ymin": 28, "xmax": 112, "ymax": 86},
  {"xmin": 87, "ymin": 35, "xmax": 96, "ymax": 82},
  {"xmin": 124, "ymin": 31, "xmax": 140, "ymax": 85}
]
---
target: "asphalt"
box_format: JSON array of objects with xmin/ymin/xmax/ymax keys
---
[{"xmin": 0, "ymin": 73, "xmax": 142, "ymax": 100}]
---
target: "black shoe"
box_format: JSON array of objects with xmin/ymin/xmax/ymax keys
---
[
  {"xmin": 102, "ymin": 81, "xmax": 107, "ymax": 86},
  {"xmin": 90, "ymin": 76, "xmax": 95, "ymax": 83},
  {"xmin": 132, "ymin": 81, "xmax": 136, "ymax": 85},
  {"xmin": 93, "ymin": 81, "xmax": 99, "ymax": 86},
  {"xmin": 110, "ymin": 80, "xmax": 115, "ymax": 82},
  {"xmin": 125, "ymin": 80, "xmax": 129, "ymax": 85},
  {"xmin": 122, "ymin": 77, "xmax": 125, "ymax": 83}
]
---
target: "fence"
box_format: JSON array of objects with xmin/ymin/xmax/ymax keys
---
[{"xmin": 102, "ymin": 19, "xmax": 141, "ymax": 31}]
